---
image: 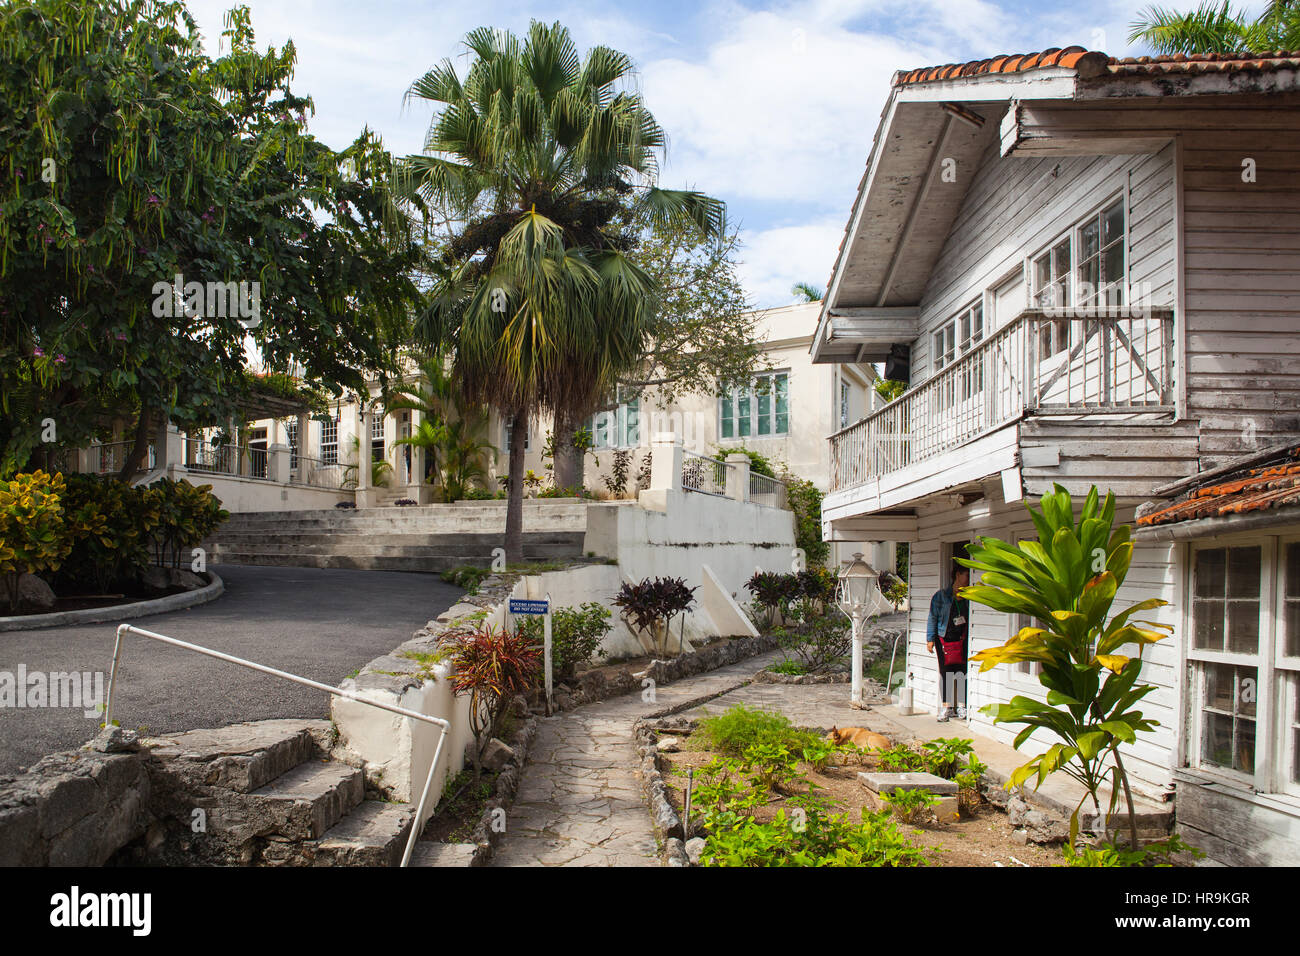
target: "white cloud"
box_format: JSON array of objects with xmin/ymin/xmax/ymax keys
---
[{"xmin": 738, "ymin": 216, "xmax": 846, "ymax": 308}]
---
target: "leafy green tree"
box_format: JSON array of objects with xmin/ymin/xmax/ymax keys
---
[
  {"xmin": 0, "ymin": 0, "xmax": 424, "ymax": 477},
  {"xmin": 621, "ymin": 219, "xmax": 764, "ymax": 406},
  {"xmin": 405, "ymin": 22, "xmax": 724, "ymax": 559},
  {"xmin": 1129, "ymin": 0, "xmax": 1300, "ymax": 53},
  {"xmin": 960, "ymin": 484, "xmax": 1171, "ymax": 850}
]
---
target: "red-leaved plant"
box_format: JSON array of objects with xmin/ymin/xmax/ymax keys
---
[{"xmin": 451, "ymin": 625, "xmax": 540, "ymax": 776}]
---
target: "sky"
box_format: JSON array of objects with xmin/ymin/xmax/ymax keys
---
[{"xmin": 182, "ymin": 0, "xmax": 1250, "ymax": 308}]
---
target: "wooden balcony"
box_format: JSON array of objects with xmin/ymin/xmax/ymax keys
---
[{"xmin": 829, "ymin": 308, "xmax": 1176, "ymax": 492}]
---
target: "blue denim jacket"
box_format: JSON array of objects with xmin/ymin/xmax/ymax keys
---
[
  {"xmin": 927, "ymin": 587, "xmax": 968, "ymax": 643},
  {"xmin": 927, "ymin": 587, "xmax": 953, "ymax": 642}
]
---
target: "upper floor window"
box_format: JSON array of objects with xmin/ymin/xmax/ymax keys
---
[
  {"xmin": 1030, "ymin": 198, "xmax": 1126, "ymax": 357},
  {"xmin": 720, "ymin": 371, "xmax": 788, "ymax": 439},
  {"xmin": 589, "ymin": 390, "xmax": 640, "ymax": 449},
  {"xmin": 502, "ymin": 417, "xmax": 530, "ymax": 454},
  {"xmin": 840, "ymin": 380, "xmax": 850, "ymax": 429},
  {"xmin": 286, "ymin": 420, "xmax": 298, "ymax": 470},
  {"xmin": 933, "ymin": 301, "xmax": 983, "ymax": 373}
]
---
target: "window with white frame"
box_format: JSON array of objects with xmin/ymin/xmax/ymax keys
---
[
  {"xmin": 370, "ymin": 407, "xmax": 385, "ymax": 462},
  {"xmin": 502, "ymin": 417, "xmax": 529, "ymax": 453},
  {"xmin": 1187, "ymin": 539, "xmax": 1300, "ymax": 795},
  {"xmin": 932, "ymin": 300, "xmax": 984, "ymax": 405},
  {"xmin": 1030, "ymin": 197, "xmax": 1126, "ymax": 358},
  {"xmin": 320, "ymin": 417, "xmax": 338, "ymax": 465},
  {"xmin": 589, "ymin": 390, "xmax": 640, "ymax": 449},
  {"xmin": 720, "ymin": 371, "xmax": 788, "ymax": 439},
  {"xmin": 840, "ymin": 380, "xmax": 851, "ymax": 429},
  {"xmin": 286, "ymin": 420, "xmax": 298, "ymax": 470}
]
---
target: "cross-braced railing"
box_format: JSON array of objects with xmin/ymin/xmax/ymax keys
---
[{"xmin": 830, "ymin": 308, "xmax": 1175, "ymax": 491}]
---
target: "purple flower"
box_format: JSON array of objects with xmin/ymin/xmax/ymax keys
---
[
  {"xmin": 146, "ymin": 194, "xmax": 162, "ymax": 207},
  {"xmin": 33, "ymin": 346, "xmax": 44, "ymax": 357},
  {"xmin": 55, "ymin": 354, "xmax": 66, "ymax": 364},
  {"xmin": 116, "ymin": 332, "xmax": 127, "ymax": 341}
]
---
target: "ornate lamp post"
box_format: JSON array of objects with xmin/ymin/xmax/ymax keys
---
[{"xmin": 837, "ymin": 552, "xmax": 886, "ymax": 709}]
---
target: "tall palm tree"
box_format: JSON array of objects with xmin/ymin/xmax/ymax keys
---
[
  {"xmin": 1130, "ymin": 1, "xmax": 1300, "ymax": 53},
  {"xmin": 404, "ymin": 21, "xmax": 725, "ymax": 560},
  {"xmin": 791, "ymin": 281, "xmax": 824, "ymax": 302}
]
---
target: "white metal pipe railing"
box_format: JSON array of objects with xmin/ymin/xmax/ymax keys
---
[{"xmin": 104, "ymin": 623, "xmax": 451, "ymax": 868}]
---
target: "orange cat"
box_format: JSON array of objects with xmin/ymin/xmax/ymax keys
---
[{"xmin": 827, "ymin": 726, "xmax": 891, "ymax": 751}]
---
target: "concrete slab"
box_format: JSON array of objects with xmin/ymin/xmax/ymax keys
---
[{"xmin": 859, "ymin": 771, "xmax": 958, "ymax": 796}]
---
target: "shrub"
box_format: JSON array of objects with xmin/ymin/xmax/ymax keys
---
[
  {"xmin": 693, "ymin": 703, "xmax": 822, "ymax": 757},
  {"xmin": 921, "ymin": 737, "xmax": 975, "ymax": 780},
  {"xmin": 1062, "ymin": 833, "xmax": 1204, "ymax": 868},
  {"xmin": 147, "ymin": 478, "xmax": 228, "ymax": 569},
  {"xmin": 516, "ymin": 601, "xmax": 612, "ymax": 679},
  {"xmin": 440, "ymin": 565, "xmax": 491, "ymax": 593},
  {"xmin": 744, "ymin": 570, "xmax": 799, "ymax": 626},
  {"xmin": 782, "ymin": 471, "xmax": 829, "ymax": 567},
  {"xmin": 880, "ymin": 787, "xmax": 938, "ymax": 825},
  {"xmin": 450, "ymin": 624, "xmax": 540, "ymax": 776},
  {"xmin": 702, "ymin": 804, "xmax": 928, "ymax": 867},
  {"xmin": 874, "ymin": 379, "xmax": 907, "ymax": 403},
  {"xmin": 712, "ymin": 445, "xmax": 776, "ymax": 478},
  {"xmin": 603, "ymin": 449, "xmax": 632, "ymax": 497},
  {"xmin": 876, "ymin": 744, "xmax": 926, "ymax": 772},
  {"xmin": 613, "ymin": 575, "xmax": 697, "ymax": 655},
  {"xmin": 773, "ymin": 614, "xmax": 851, "ymax": 673},
  {"xmin": 56, "ymin": 474, "xmax": 158, "ymax": 593},
  {"xmin": 634, "ymin": 451, "xmax": 652, "ymax": 491},
  {"xmin": 767, "ymin": 658, "xmax": 807, "ymax": 676},
  {"xmin": 0, "ymin": 470, "xmax": 71, "ymax": 611}
]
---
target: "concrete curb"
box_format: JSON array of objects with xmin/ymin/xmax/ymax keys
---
[{"xmin": 0, "ymin": 571, "xmax": 224, "ymax": 632}]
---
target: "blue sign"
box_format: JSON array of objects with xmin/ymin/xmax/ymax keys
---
[{"xmin": 508, "ymin": 598, "xmax": 550, "ymax": 615}]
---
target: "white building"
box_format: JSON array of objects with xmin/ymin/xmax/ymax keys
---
[{"xmin": 810, "ymin": 48, "xmax": 1300, "ymax": 863}]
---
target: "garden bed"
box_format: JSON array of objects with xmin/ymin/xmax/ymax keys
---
[{"xmin": 644, "ymin": 706, "xmax": 1063, "ymax": 867}]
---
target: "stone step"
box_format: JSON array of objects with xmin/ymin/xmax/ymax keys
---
[
  {"xmin": 207, "ymin": 546, "xmax": 580, "ymax": 572},
  {"xmin": 408, "ymin": 841, "xmax": 478, "ymax": 867},
  {"xmin": 146, "ymin": 719, "xmax": 331, "ymax": 794},
  {"xmin": 312, "ymin": 800, "xmax": 416, "ymax": 867},
  {"xmin": 206, "ymin": 531, "xmax": 585, "ymax": 552},
  {"xmin": 248, "ymin": 760, "xmax": 366, "ymax": 841},
  {"xmin": 219, "ymin": 502, "xmax": 588, "ymax": 526}
]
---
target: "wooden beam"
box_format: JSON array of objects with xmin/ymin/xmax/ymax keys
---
[
  {"xmin": 876, "ymin": 114, "xmax": 953, "ymax": 307},
  {"xmin": 1002, "ymin": 101, "xmax": 1172, "ymax": 157}
]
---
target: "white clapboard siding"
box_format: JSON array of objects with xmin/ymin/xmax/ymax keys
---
[
  {"xmin": 905, "ymin": 493, "xmax": 1179, "ymax": 797},
  {"xmin": 910, "ymin": 143, "xmax": 1176, "ymax": 385},
  {"xmin": 1179, "ymin": 106, "xmax": 1300, "ymax": 466}
]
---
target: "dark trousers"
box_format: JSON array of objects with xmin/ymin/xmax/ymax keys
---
[{"xmin": 936, "ymin": 650, "xmax": 967, "ymax": 709}]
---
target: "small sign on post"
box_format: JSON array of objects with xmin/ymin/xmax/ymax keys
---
[{"xmin": 508, "ymin": 596, "xmax": 553, "ymax": 714}]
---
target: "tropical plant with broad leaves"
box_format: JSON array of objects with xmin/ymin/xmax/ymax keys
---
[
  {"xmin": 404, "ymin": 21, "xmax": 724, "ymax": 560},
  {"xmin": 0, "ymin": 470, "xmax": 71, "ymax": 611},
  {"xmin": 959, "ymin": 484, "xmax": 1172, "ymax": 850},
  {"xmin": 1129, "ymin": 0, "xmax": 1300, "ymax": 54}
]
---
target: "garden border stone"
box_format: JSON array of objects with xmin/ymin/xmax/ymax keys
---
[{"xmin": 0, "ymin": 571, "xmax": 224, "ymax": 632}]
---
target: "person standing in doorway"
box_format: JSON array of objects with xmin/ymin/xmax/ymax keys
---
[{"xmin": 926, "ymin": 563, "xmax": 970, "ymax": 721}]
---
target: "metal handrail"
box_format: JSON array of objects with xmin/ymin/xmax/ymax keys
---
[{"xmin": 105, "ymin": 623, "xmax": 451, "ymax": 869}]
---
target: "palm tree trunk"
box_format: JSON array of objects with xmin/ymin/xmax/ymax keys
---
[
  {"xmin": 552, "ymin": 406, "xmax": 584, "ymax": 491},
  {"xmin": 505, "ymin": 410, "xmax": 528, "ymax": 564}
]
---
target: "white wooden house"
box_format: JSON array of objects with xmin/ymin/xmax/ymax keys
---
[{"xmin": 811, "ymin": 48, "xmax": 1300, "ymax": 863}]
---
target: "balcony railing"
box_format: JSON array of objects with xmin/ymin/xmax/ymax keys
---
[
  {"xmin": 290, "ymin": 455, "xmax": 348, "ymax": 490},
  {"xmin": 681, "ymin": 449, "xmax": 729, "ymax": 497},
  {"xmin": 83, "ymin": 440, "xmax": 157, "ymax": 476},
  {"xmin": 830, "ymin": 308, "xmax": 1175, "ymax": 492},
  {"xmin": 749, "ymin": 470, "xmax": 789, "ymax": 510},
  {"xmin": 185, "ymin": 439, "xmax": 268, "ymax": 479}
]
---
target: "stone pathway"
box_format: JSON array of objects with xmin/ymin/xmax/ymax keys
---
[{"xmin": 490, "ymin": 650, "xmax": 787, "ymax": 867}]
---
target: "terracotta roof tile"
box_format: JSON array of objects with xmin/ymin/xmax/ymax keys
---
[
  {"xmin": 1137, "ymin": 448, "xmax": 1300, "ymax": 527},
  {"xmin": 891, "ymin": 49, "xmax": 1300, "ymax": 88}
]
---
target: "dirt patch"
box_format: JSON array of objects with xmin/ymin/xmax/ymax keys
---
[
  {"xmin": 658, "ymin": 739, "xmax": 1061, "ymax": 868},
  {"xmin": 420, "ymin": 768, "xmax": 500, "ymax": 843}
]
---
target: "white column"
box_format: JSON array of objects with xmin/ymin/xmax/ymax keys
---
[
  {"xmin": 357, "ymin": 403, "xmax": 371, "ymax": 493},
  {"xmin": 648, "ymin": 432, "xmax": 682, "ymax": 492},
  {"xmin": 724, "ymin": 453, "xmax": 750, "ymax": 503}
]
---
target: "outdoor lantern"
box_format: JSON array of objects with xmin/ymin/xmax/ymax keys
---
[{"xmin": 837, "ymin": 552, "xmax": 887, "ymax": 709}]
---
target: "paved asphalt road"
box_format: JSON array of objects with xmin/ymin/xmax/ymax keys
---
[{"xmin": 0, "ymin": 564, "xmax": 462, "ymax": 776}]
